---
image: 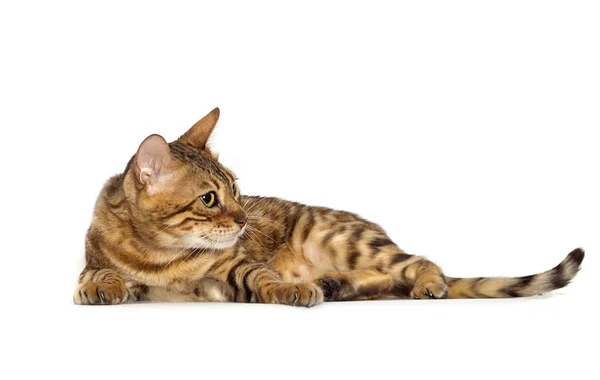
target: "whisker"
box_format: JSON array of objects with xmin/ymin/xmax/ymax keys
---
[
  {"xmin": 160, "ymin": 230, "xmax": 213, "ymax": 271},
  {"xmin": 248, "ymin": 215, "xmax": 285, "ymax": 229},
  {"xmin": 160, "ymin": 240, "xmax": 197, "ymax": 271},
  {"xmin": 246, "ymin": 225, "xmax": 278, "ymax": 244},
  {"xmin": 243, "ymin": 229, "xmax": 268, "ymax": 254},
  {"xmin": 150, "ymin": 221, "xmax": 178, "ymax": 237},
  {"xmin": 244, "ymin": 198, "xmax": 267, "ymax": 214},
  {"xmin": 174, "ymin": 243, "xmax": 213, "ymax": 272},
  {"xmin": 241, "ymin": 197, "xmax": 251, "ymax": 209}
]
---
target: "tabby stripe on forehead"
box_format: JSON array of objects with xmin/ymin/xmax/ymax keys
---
[{"xmin": 169, "ymin": 142, "xmax": 230, "ymax": 184}]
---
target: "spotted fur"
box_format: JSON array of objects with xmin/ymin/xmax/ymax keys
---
[{"xmin": 74, "ymin": 108, "xmax": 585, "ymax": 306}]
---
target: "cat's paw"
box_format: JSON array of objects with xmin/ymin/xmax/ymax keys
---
[
  {"xmin": 193, "ymin": 278, "xmax": 234, "ymax": 302},
  {"xmin": 411, "ymin": 278, "xmax": 448, "ymax": 300},
  {"xmin": 317, "ymin": 277, "xmax": 344, "ymax": 301},
  {"xmin": 74, "ymin": 282, "xmax": 128, "ymax": 305},
  {"xmin": 267, "ymin": 283, "xmax": 323, "ymax": 307}
]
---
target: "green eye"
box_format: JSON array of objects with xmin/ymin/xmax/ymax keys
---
[{"xmin": 200, "ymin": 192, "xmax": 216, "ymax": 207}]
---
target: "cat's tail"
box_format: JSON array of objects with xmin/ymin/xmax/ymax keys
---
[{"xmin": 445, "ymin": 248, "xmax": 584, "ymax": 299}]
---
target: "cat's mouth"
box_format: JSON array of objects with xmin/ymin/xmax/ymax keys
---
[
  {"xmin": 202, "ymin": 227, "xmax": 246, "ymax": 250},
  {"xmin": 211, "ymin": 234, "xmax": 240, "ymax": 247}
]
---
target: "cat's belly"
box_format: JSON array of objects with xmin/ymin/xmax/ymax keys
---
[
  {"xmin": 267, "ymin": 239, "xmax": 336, "ymax": 283},
  {"xmin": 137, "ymin": 278, "xmax": 233, "ymax": 302}
]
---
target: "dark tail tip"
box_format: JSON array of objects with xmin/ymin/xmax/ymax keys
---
[
  {"xmin": 568, "ymin": 248, "xmax": 585, "ymax": 266},
  {"xmin": 550, "ymin": 247, "xmax": 585, "ymax": 291}
]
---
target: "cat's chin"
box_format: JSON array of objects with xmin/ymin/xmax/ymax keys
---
[
  {"xmin": 182, "ymin": 230, "xmax": 244, "ymax": 251},
  {"xmin": 200, "ymin": 238, "xmax": 239, "ymax": 250}
]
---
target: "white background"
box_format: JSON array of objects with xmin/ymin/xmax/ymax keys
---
[{"xmin": 1, "ymin": 1, "xmax": 598, "ymax": 379}]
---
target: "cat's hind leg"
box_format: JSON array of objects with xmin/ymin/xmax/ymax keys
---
[
  {"xmin": 315, "ymin": 269, "xmax": 395, "ymax": 301},
  {"xmin": 291, "ymin": 208, "xmax": 449, "ymax": 299}
]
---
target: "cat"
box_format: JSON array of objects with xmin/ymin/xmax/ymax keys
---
[{"xmin": 74, "ymin": 108, "xmax": 585, "ymax": 306}]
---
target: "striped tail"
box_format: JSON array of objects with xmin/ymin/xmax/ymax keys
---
[{"xmin": 446, "ymin": 248, "xmax": 585, "ymax": 299}]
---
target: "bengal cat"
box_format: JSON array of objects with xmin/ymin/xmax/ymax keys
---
[{"xmin": 74, "ymin": 108, "xmax": 585, "ymax": 306}]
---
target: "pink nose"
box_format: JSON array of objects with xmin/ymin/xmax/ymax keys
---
[{"xmin": 234, "ymin": 215, "xmax": 247, "ymax": 227}]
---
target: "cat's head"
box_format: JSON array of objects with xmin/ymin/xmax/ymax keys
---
[{"xmin": 124, "ymin": 108, "xmax": 247, "ymax": 250}]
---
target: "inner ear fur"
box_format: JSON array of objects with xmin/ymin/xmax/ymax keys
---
[{"xmin": 134, "ymin": 134, "xmax": 178, "ymax": 187}]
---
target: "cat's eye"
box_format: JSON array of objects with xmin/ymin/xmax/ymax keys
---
[
  {"xmin": 200, "ymin": 192, "xmax": 216, "ymax": 208},
  {"xmin": 232, "ymin": 183, "xmax": 237, "ymax": 195}
]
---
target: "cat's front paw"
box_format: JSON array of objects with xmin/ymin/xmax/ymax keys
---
[
  {"xmin": 74, "ymin": 282, "xmax": 128, "ymax": 305},
  {"xmin": 267, "ymin": 283, "xmax": 323, "ymax": 307}
]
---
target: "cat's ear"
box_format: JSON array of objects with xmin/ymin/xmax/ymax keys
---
[
  {"xmin": 177, "ymin": 107, "xmax": 220, "ymax": 149},
  {"xmin": 134, "ymin": 134, "xmax": 178, "ymax": 192}
]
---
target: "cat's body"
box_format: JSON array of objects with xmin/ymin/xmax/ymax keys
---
[{"xmin": 74, "ymin": 108, "xmax": 584, "ymax": 306}]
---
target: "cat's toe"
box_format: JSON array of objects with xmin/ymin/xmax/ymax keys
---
[
  {"xmin": 74, "ymin": 282, "xmax": 128, "ymax": 305},
  {"xmin": 271, "ymin": 283, "xmax": 323, "ymax": 307},
  {"xmin": 411, "ymin": 282, "xmax": 448, "ymax": 300}
]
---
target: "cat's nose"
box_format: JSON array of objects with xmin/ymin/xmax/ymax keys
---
[{"xmin": 234, "ymin": 215, "xmax": 248, "ymax": 227}]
